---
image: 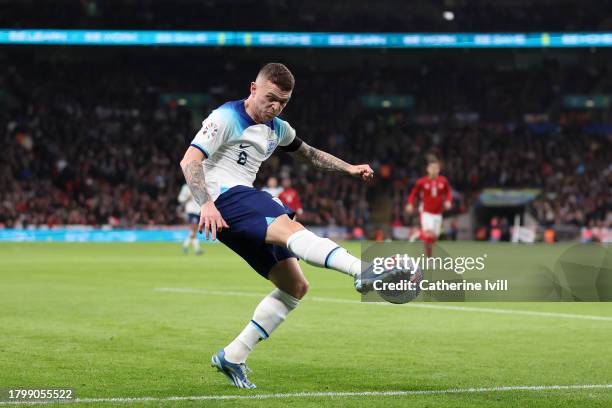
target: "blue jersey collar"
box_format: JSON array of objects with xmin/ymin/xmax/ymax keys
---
[{"xmin": 236, "ymin": 99, "xmax": 274, "ymax": 130}]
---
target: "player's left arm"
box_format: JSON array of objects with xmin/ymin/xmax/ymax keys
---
[
  {"xmin": 444, "ymin": 178, "xmax": 452, "ymax": 210},
  {"xmin": 284, "ymin": 139, "xmax": 374, "ymax": 181}
]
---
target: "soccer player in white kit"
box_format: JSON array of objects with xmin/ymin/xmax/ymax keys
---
[
  {"xmin": 261, "ymin": 176, "xmax": 283, "ymax": 197},
  {"xmin": 180, "ymin": 63, "xmax": 404, "ymax": 389},
  {"xmin": 177, "ymin": 183, "xmax": 203, "ymax": 255}
]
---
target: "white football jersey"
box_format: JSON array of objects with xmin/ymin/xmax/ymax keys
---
[
  {"xmin": 177, "ymin": 184, "xmax": 200, "ymax": 214},
  {"xmin": 190, "ymin": 100, "xmax": 296, "ymax": 201}
]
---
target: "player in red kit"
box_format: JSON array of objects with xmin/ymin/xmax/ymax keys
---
[
  {"xmin": 405, "ymin": 157, "xmax": 452, "ymax": 257},
  {"xmin": 278, "ymin": 177, "xmax": 303, "ymax": 217}
]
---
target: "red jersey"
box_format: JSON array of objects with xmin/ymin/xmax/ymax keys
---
[
  {"xmin": 279, "ymin": 187, "xmax": 303, "ymax": 213},
  {"xmin": 407, "ymin": 175, "xmax": 452, "ymax": 214}
]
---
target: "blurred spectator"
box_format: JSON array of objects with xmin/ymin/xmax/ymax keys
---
[
  {"xmin": 262, "ymin": 177, "xmax": 283, "ymax": 197},
  {"xmin": 278, "ymin": 178, "xmax": 303, "ymax": 216}
]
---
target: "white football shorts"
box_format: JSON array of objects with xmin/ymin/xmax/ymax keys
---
[{"xmin": 421, "ymin": 212, "xmax": 442, "ymax": 237}]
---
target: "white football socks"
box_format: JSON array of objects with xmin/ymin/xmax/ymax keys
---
[
  {"xmin": 286, "ymin": 229, "xmax": 362, "ymax": 277},
  {"xmin": 223, "ymin": 229, "xmax": 363, "ymax": 364},
  {"xmin": 191, "ymin": 237, "xmax": 200, "ymax": 252},
  {"xmin": 224, "ymin": 289, "xmax": 299, "ymax": 364}
]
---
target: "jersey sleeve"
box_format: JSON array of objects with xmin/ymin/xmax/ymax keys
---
[
  {"xmin": 293, "ymin": 192, "xmax": 303, "ymax": 211},
  {"xmin": 190, "ymin": 108, "xmax": 233, "ymax": 158},
  {"xmin": 407, "ymin": 179, "xmax": 422, "ymax": 204},
  {"xmin": 275, "ymin": 118, "xmax": 296, "ymax": 147}
]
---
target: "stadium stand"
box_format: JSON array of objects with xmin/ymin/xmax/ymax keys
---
[{"xmin": 1, "ymin": 49, "xmax": 609, "ymax": 237}]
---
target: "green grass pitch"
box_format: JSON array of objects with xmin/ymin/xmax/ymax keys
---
[{"xmin": 0, "ymin": 242, "xmax": 611, "ymax": 407}]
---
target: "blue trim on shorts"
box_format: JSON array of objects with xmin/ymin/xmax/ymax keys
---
[{"xmin": 187, "ymin": 213, "xmax": 200, "ymax": 224}]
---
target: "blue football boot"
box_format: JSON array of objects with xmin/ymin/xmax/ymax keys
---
[{"xmin": 211, "ymin": 349, "xmax": 256, "ymax": 389}]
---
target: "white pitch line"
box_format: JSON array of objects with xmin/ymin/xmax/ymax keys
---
[
  {"xmin": 154, "ymin": 287, "xmax": 612, "ymax": 322},
  {"xmin": 1, "ymin": 384, "xmax": 611, "ymax": 405}
]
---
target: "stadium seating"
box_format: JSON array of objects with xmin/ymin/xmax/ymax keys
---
[{"xmin": 0, "ymin": 53, "xmax": 610, "ymax": 233}]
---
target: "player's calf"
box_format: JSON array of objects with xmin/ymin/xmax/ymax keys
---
[
  {"xmin": 422, "ymin": 229, "xmax": 437, "ymax": 257},
  {"xmin": 267, "ymin": 215, "xmax": 414, "ymax": 294},
  {"xmin": 266, "ymin": 215, "xmax": 361, "ymax": 277},
  {"xmin": 286, "ymin": 229, "xmax": 362, "ymax": 277},
  {"xmin": 269, "ymin": 258, "xmax": 309, "ymax": 299},
  {"xmin": 223, "ymin": 288, "xmax": 300, "ymax": 366}
]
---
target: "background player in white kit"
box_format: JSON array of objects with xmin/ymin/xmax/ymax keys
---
[
  {"xmin": 177, "ymin": 183, "xmax": 203, "ymax": 255},
  {"xmin": 180, "ymin": 63, "xmax": 403, "ymax": 389},
  {"xmin": 261, "ymin": 176, "xmax": 283, "ymax": 197}
]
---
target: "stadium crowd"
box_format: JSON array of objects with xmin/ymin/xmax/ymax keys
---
[
  {"xmin": 389, "ymin": 124, "xmax": 611, "ymax": 228},
  {"xmin": 3, "ymin": 0, "xmax": 611, "ymax": 33},
  {"xmin": 0, "ymin": 55, "xmax": 610, "ymax": 231}
]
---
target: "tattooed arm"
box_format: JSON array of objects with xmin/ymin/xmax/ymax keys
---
[
  {"xmin": 289, "ymin": 140, "xmax": 374, "ymax": 181},
  {"xmin": 180, "ymin": 152, "xmax": 211, "ymax": 205},
  {"xmin": 180, "ymin": 146, "xmax": 228, "ymax": 239}
]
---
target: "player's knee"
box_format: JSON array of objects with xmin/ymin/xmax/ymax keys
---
[
  {"xmin": 266, "ymin": 215, "xmax": 305, "ymax": 245},
  {"xmin": 293, "ymin": 278, "xmax": 309, "ymax": 299},
  {"xmin": 285, "ymin": 218, "xmax": 305, "ymax": 234}
]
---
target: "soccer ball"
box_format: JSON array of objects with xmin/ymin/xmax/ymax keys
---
[
  {"xmin": 355, "ymin": 259, "xmax": 423, "ymax": 304},
  {"xmin": 377, "ymin": 267, "xmax": 423, "ymax": 304}
]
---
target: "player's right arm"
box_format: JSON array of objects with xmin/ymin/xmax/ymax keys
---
[
  {"xmin": 180, "ymin": 147, "xmax": 228, "ymax": 240},
  {"xmin": 405, "ymin": 179, "xmax": 422, "ymax": 214},
  {"xmin": 181, "ymin": 146, "xmax": 228, "ymax": 239},
  {"xmin": 180, "ymin": 110, "xmax": 231, "ymax": 240}
]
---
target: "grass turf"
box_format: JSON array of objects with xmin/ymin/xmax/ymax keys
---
[{"xmin": 0, "ymin": 242, "xmax": 611, "ymax": 407}]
